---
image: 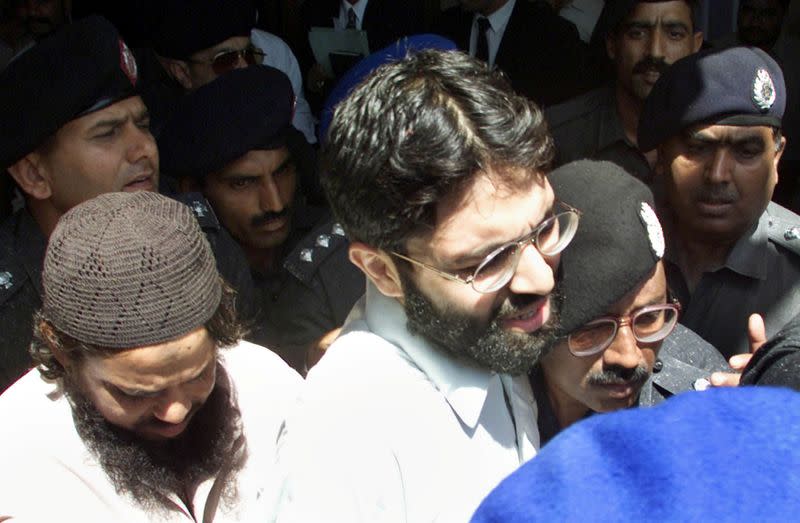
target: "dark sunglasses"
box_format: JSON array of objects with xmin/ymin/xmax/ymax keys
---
[{"xmin": 188, "ymin": 45, "xmax": 266, "ymax": 75}]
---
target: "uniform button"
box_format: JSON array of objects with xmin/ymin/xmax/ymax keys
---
[{"xmin": 652, "ymin": 359, "xmax": 663, "ymax": 373}]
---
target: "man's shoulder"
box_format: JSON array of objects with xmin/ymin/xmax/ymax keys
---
[
  {"xmin": 222, "ymin": 340, "xmax": 303, "ymax": 384},
  {"xmin": 173, "ymin": 192, "xmax": 222, "ymax": 232},
  {"xmin": 0, "ymin": 211, "xmax": 38, "ymax": 308},
  {"xmin": 660, "ymin": 324, "xmax": 728, "ymax": 372},
  {"xmin": 545, "ymin": 86, "xmax": 612, "ymax": 131},
  {"xmin": 765, "ymin": 201, "xmax": 800, "ymax": 258},
  {"xmin": 283, "ymin": 218, "xmax": 352, "ymax": 285}
]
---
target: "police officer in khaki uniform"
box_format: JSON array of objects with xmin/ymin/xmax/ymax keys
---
[
  {"xmin": 158, "ymin": 66, "xmax": 365, "ymax": 374},
  {"xmin": 639, "ymin": 45, "xmax": 800, "ymax": 360},
  {"xmin": 0, "ymin": 16, "xmax": 256, "ymax": 391}
]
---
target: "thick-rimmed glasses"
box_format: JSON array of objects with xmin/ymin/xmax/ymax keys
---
[
  {"xmin": 391, "ymin": 201, "xmax": 581, "ymax": 294},
  {"xmin": 187, "ymin": 45, "xmax": 266, "ymax": 75},
  {"xmin": 568, "ymin": 303, "xmax": 681, "ymax": 357}
]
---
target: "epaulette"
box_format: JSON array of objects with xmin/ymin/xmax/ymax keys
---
[
  {"xmin": 174, "ymin": 192, "xmax": 220, "ymax": 231},
  {"xmin": 284, "ymin": 220, "xmax": 349, "ymax": 284},
  {"xmin": 0, "ymin": 246, "xmax": 28, "ymax": 307},
  {"xmin": 765, "ymin": 201, "xmax": 800, "ymax": 257}
]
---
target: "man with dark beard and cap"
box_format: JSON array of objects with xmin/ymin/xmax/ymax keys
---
[
  {"xmin": 0, "ymin": 191, "xmax": 301, "ymax": 522},
  {"xmin": 530, "ymin": 160, "xmax": 729, "ymax": 446},
  {"xmin": 274, "ymin": 49, "xmax": 580, "ymax": 521},
  {"xmin": 545, "ymin": 0, "xmax": 703, "ymax": 183}
]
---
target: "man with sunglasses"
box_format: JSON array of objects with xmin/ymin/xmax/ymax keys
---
[
  {"xmin": 275, "ymin": 50, "xmax": 578, "ymax": 521},
  {"xmin": 531, "ymin": 160, "xmax": 728, "ymax": 446},
  {"xmin": 144, "ymin": 0, "xmax": 316, "ymax": 143}
]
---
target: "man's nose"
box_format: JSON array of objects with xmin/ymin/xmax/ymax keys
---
[
  {"xmin": 602, "ymin": 324, "xmax": 643, "ymax": 370},
  {"xmin": 506, "ymin": 243, "xmax": 556, "ymax": 297},
  {"xmin": 152, "ymin": 390, "xmax": 192, "ymax": 425},
  {"xmin": 259, "ymin": 175, "xmax": 284, "ymax": 212},
  {"xmin": 706, "ymin": 147, "xmax": 734, "ymax": 184}
]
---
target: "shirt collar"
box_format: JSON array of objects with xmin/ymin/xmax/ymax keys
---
[
  {"xmin": 473, "ymin": 0, "xmax": 515, "ymax": 36},
  {"xmin": 722, "ymin": 210, "xmax": 769, "ymax": 280},
  {"xmin": 362, "ymin": 281, "xmax": 498, "ymax": 429},
  {"xmin": 340, "ymin": 0, "xmax": 368, "ymax": 25}
]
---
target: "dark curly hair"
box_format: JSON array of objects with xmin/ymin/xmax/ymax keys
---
[
  {"xmin": 30, "ymin": 278, "xmax": 246, "ymax": 380},
  {"xmin": 321, "ymin": 49, "xmax": 553, "ymax": 252}
]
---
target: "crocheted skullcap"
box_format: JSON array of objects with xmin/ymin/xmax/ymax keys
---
[{"xmin": 43, "ymin": 192, "xmax": 222, "ymax": 348}]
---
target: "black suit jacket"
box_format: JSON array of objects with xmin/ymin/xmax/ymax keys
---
[{"xmin": 434, "ymin": 0, "xmax": 588, "ymax": 107}]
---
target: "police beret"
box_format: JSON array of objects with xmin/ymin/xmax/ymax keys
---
[
  {"xmin": 0, "ymin": 16, "xmax": 139, "ymax": 169},
  {"xmin": 638, "ymin": 46, "xmax": 786, "ymax": 151},
  {"xmin": 158, "ymin": 65, "xmax": 294, "ymax": 181},
  {"xmin": 472, "ymin": 387, "xmax": 800, "ymax": 522},
  {"xmin": 549, "ymin": 160, "xmax": 663, "ymax": 336},
  {"xmin": 153, "ymin": 0, "xmax": 256, "ymax": 60}
]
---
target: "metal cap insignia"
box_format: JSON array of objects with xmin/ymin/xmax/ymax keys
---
[{"xmin": 753, "ymin": 68, "xmax": 776, "ymax": 111}]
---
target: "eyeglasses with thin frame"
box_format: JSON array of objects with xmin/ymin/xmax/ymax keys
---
[
  {"xmin": 391, "ymin": 201, "xmax": 581, "ymax": 294},
  {"xmin": 567, "ymin": 302, "xmax": 681, "ymax": 357},
  {"xmin": 187, "ymin": 45, "xmax": 266, "ymax": 75}
]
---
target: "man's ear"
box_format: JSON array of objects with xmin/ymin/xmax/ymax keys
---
[
  {"xmin": 692, "ymin": 31, "xmax": 704, "ymax": 53},
  {"xmin": 348, "ymin": 242, "xmax": 404, "ymax": 300},
  {"xmin": 606, "ymin": 34, "xmax": 617, "ymax": 61},
  {"xmin": 7, "ymin": 154, "xmax": 53, "ymax": 201},
  {"xmin": 162, "ymin": 58, "xmax": 194, "ymax": 90},
  {"xmin": 39, "ymin": 320, "xmax": 71, "ymax": 369}
]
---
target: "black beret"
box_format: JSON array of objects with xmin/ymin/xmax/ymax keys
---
[
  {"xmin": 158, "ymin": 65, "xmax": 294, "ymax": 180},
  {"xmin": 0, "ymin": 16, "xmax": 139, "ymax": 169},
  {"xmin": 638, "ymin": 46, "xmax": 786, "ymax": 151},
  {"xmin": 153, "ymin": 0, "xmax": 256, "ymax": 60},
  {"xmin": 550, "ymin": 160, "xmax": 664, "ymax": 336}
]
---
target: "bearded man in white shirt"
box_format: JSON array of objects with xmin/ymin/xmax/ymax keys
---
[{"xmin": 275, "ymin": 49, "xmax": 581, "ymax": 522}]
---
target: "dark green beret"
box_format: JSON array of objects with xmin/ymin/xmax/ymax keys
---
[
  {"xmin": 638, "ymin": 46, "xmax": 785, "ymax": 151},
  {"xmin": 158, "ymin": 65, "xmax": 294, "ymax": 181},
  {"xmin": 153, "ymin": 0, "xmax": 256, "ymax": 60},
  {"xmin": 0, "ymin": 16, "xmax": 139, "ymax": 169},
  {"xmin": 550, "ymin": 160, "xmax": 664, "ymax": 336}
]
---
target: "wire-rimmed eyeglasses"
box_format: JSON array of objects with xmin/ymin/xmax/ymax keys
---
[
  {"xmin": 391, "ymin": 201, "xmax": 581, "ymax": 294},
  {"xmin": 567, "ymin": 303, "xmax": 682, "ymax": 357}
]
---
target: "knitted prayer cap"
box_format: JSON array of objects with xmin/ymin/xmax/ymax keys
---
[{"xmin": 43, "ymin": 192, "xmax": 222, "ymax": 348}]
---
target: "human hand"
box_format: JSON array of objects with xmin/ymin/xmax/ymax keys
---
[{"xmin": 710, "ymin": 314, "xmax": 767, "ymax": 387}]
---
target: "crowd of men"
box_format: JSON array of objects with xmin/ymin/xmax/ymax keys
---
[{"xmin": 1, "ymin": 0, "xmax": 800, "ymax": 521}]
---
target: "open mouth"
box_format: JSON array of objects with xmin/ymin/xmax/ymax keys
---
[
  {"xmin": 500, "ymin": 297, "xmax": 550, "ymax": 334},
  {"xmin": 123, "ymin": 173, "xmax": 154, "ymax": 191}
]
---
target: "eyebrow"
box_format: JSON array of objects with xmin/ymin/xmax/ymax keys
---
[
  {"xmin": 687, "ymin": 130, "xmax": 766, "ymax": 147},
  {"xmin": 446, "ymin": 203, "xmax": 556, "ymax": 267},
  {"xmin": 108, "ymin": 356, "xmax": 214, "ymax": 397},
  {"xmin": 87, "ymin": 107, "xmax": 149, "ymax": 134},
  {"xmin": 624, "ymin": 20, "xmax": 690, "ymax": 31}
]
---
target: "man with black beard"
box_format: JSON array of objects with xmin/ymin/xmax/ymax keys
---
[
  {"xmin": 0, "ymin": 192, "xmax": 302, "ymax": 522},
  {"xmin": 545, "ymin": 0, "xmax": 703, "ymax": 183},
  {"xmin": 274, "ymin": 50, "xmax": 579, "ymax": 522}
]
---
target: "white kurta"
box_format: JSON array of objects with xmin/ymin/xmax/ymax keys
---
[
  {"xmin": 275, "ymin": 283, "xmax": 540, "ymax": 522},
  {"xmin": 0, "ymin": 341, "xmax": 302, "ymax": 522}
]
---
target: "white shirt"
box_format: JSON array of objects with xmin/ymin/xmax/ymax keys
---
[
  {"xmin": 469, "ymin": 0, "xmax": 516, "ymax": 67},
  {"xmin": 274, "ymin": 282, "xmax": 539, "ymax": 522},
  {"xmin": 0, "ymin": 341, "xmax": 303, "ymax": 522},
  {"xmin": 334, "ymin": 0, "xmax": 369, "ymax": 30},
  {"xmin": 250, "ymin": 29, "xmax": 318, "ymax": 144}
]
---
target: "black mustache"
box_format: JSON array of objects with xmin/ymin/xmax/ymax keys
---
[
  {"xmin": 251, "ymin": 208, "xmax": 290, "ymax": 227},
  {"xmin": 587, "ymin": 364, "xmax": 650, "ymax": 387},
  {"xmin": 633, "ymin": 56, "xmax": 669, "ymax": 75},
  {"xmin": 697, "ymin": 186, "xmax": 738, "ymax": 204}
]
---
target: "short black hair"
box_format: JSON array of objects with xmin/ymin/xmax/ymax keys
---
[{"xmin": 321, "ymin": 49, "xmax": 553, "ymax": 252}]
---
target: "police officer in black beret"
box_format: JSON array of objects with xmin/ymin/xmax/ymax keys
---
[
  {"xmin": 531, "ymin": 160, "xmax": 728, "ymax": 446},
  {"xmin": 158, "ymin": 65, "xmax": 365, "ymax": 374},
  {"xmin": 0, "ymin": 16, "xmax": 257, "ymax": 391},
  {"xmin": 638, "ymin": 45, "xmax": 800, "ymax": 362}
]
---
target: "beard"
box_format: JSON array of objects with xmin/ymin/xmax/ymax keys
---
[
  {"xmin": 401, "ymin": 274, "xmax": 562, "ymax": 376},
  {"xmin": 65, "ymin": 362, "xmax": 245, "ymax": 514}
]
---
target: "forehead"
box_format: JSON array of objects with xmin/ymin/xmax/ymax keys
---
[
  {"xmin": 80, "ymin": 327, "xmax": 216, "ymax": 388},
  {"xmin": 419, "ymin": 169, "xmax": 553, "ymax": 261},
  {"xmin": 216, "ymin": 147, "xmax": 290, "ymax": 176},
  {"xmin": 57, "ymin": 95, "xmax": 147, "ymax": 135},
  {"xmin": 606, "ymin": 262, "xmax": 667, "ymax": 316},
  {"xmin": 623, "ymin": 1, "xmax": 693, "ymax": 26},
  {"xmin": 682, "ymin": 123, "xmax": 775, "ymax": 142},
  {"xmin": 196, "ymin": 35, "xmax": 251, "ymax": 58}
]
